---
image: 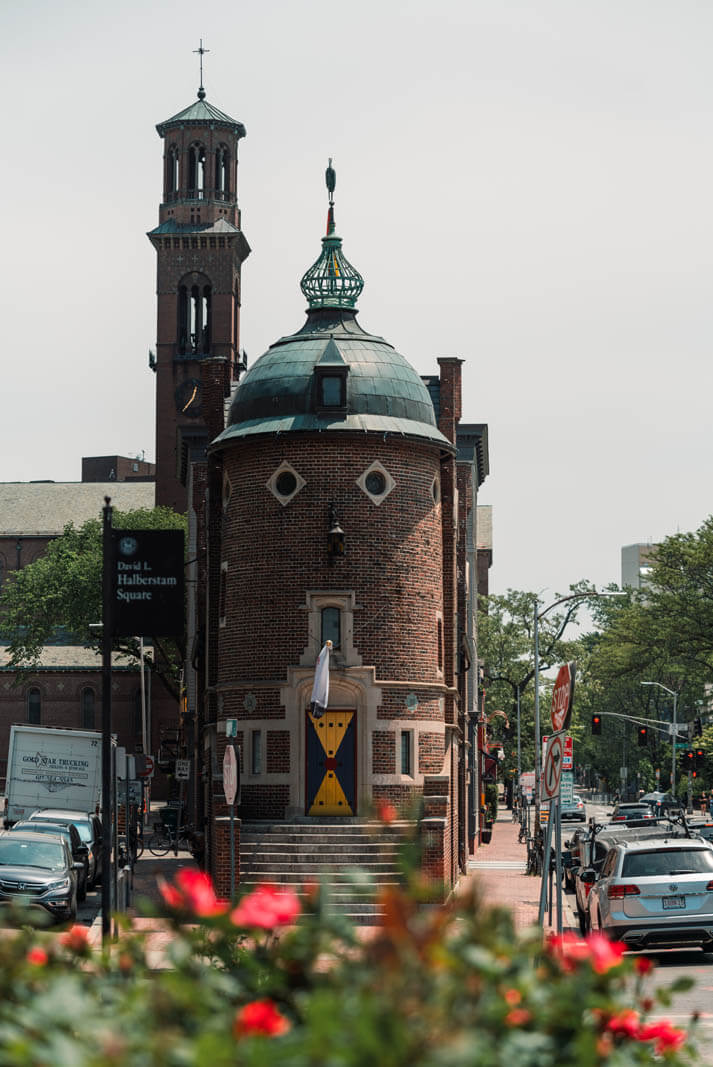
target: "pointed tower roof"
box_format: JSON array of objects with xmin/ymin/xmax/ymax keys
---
[{"xmin": 156, "ymin": 91, "xmax": 246, "ymax": 139}]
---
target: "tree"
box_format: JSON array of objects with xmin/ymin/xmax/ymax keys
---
[
  {"xmin": 0, "ymin": 506, "xmax": 187, "ymax": 697},
  {"xmin": 477, "ymin": 589, "xmax": 588, "ymax": 776}
]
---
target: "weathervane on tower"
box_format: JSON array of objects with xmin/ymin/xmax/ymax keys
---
[{"xmin": 193, "ymin": 39, "xmax": 210, "ymax": 100}]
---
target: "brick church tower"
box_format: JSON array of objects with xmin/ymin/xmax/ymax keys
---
[
  {"xmin": 149, "ymin": 68, "xmax": 250, "ymax": 511},
  {"xmin": 202, "ymin": 164, "xmax": 482, "ymax": 892}
]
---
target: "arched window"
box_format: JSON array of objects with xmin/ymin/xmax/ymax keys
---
[
  {"xmin": 27, "ymin": 687, "xmax": 41, "ymax": 725},
  {"xmin": 188, "ymin": 143, "xmax": 206, "ymax": 199},
  {"xmin": 215, "ymin": 144, "xmax": 230, "ymax": 199},
  {"xmin": 81, "ymin": 688, "xmax": 95, "ymax": 730},
  {"xmin": 165, "ymin": 144, "xmax": 180, "ymax": 200}
]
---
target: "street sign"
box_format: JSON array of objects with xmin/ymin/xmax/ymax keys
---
[
  {"xmin": 223, "ymin": 745, "xmax": 238, "ymax": 806},
  {"xmin": 550, "ymin": 663, "xmax": 576, "ymax": 732},
  {"xmin": 543, "ymin": 735, "xmax": 573, "ymax": 769},
  {"xmin": 560, "ymin": 771, "xmax": 574, "ymax": 802},
  {"xmin": 175, "ymin": 759, "xmax": 190, "ymax": 781},
  {"xmin": 136, "ymin": 755, "xmax": 154, "ymax": 779},
  {"xmin": 543, "ymin": 734, "xmax": 564, "ymax": 800},
  {"xmin": 225, "ymin": 719, "xmax": 238, "ymax": 738},
  {"xmin": 111, "ymin": 529, "xmax": 185, "ymax": 637}
]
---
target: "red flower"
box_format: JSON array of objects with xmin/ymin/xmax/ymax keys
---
[
  {"xmin": 503, "ymin": 988, "xmax": 522, "ymax": 1006},
  {"xmin": 376, "ymin": 799, "xmax": 398, "ymax": 825},
  {"xmin": 504, "ymin": 1008, "xmax": 532, "ymax": 1027},
  {"xmin": 158, "ymin": 869, "xmax": 228, "ymax": 917},
  {"xmin": 586, "ymin": 933, "xmax": 626, "ymax": 973},
  {"xmin": 26, "ymin": 947, "xmax": 48, "ymax": 966},
  {"xmin": 230, "ymin": 884, "xmax": 301, "ymax": 930},
  {"xmin": 605, "ymin": 1010, "xmax": 640, "ymax": 1038},
  {"xmin": 637, "ymin": 1020, "xmax": 687, "ymax": 1054},
  {"xmin": 234, "ymin": 999, "xmax": 290, "ymax": 1038},
  {"xmin": 546, "ymin": 932, "xmax": 624, "ymax": 973},
  {"xmin": 634, "ymin": 955, "xmax": 655, "ymax": 976},
  {"xmin": 59, "ymin": 925, "xmax": 91, "ymax": 953}
]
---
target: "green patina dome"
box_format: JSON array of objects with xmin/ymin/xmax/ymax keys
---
[{"xmin": 212, "ymin": 163, "xmax": 452, "ymax": 454}]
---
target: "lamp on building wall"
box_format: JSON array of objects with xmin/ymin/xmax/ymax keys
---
[{"xmin": 327, "ymin": 502, "xmax": 345, "ymax": 559}]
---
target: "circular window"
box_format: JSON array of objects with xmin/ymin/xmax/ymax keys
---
[
  {"xmin": 365, "ymin": 470, "xmax": 386, "ymax": 496},
  {"xmin": 275, "ymin": 471, "xmax": 297, "ymax": 497}
]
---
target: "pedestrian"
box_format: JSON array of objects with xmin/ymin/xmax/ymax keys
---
[{"xmin": 701, "ymin": 793, "xmax": 708, "ymax": 815}]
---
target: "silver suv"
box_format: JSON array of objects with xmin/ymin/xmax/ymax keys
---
[{"xmin": 587, "ymin": 836, "xmax": 713, "ymax": 951}]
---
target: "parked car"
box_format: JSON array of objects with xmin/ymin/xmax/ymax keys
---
[
  {"xmin": 0, "ymin": 830, "xmax": 80, "ymax": 922},
  {"xmin": 561, "ymin": 795, "xmax": 586, "ymax": 822},
  {"xmin": 641, "ymin": 792, "xmax": 683, "ymax": 817},
  {"xmin": 586, "ymin": 836, "xmax": 713, "ymax": 951},
  {"xmin": 686, "ymin": 818, "xmax": 713, "ymax": 843},
  {"xmin": 573, "ymin": 821, "xmax": 689, "ymax": 934},
  {"xmin": 10, "ymin": 820, "xmax": 88, "ymax": 901},
  {"xmin": 610, "ymin": 802, "xmax": 655, "ymax": 823},
  {"xmin": 29, "ymin": 810, "xmax": 102, "ymax": 888}
]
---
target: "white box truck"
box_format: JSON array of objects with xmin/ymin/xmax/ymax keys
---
[{"xmin": 6, "ymin": 725, "xmax": 102, "ymax": 824}]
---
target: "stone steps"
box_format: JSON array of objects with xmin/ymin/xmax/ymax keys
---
[{"xmin": 238, "ymin": 820, "xmax": 411, "ymax": 925}]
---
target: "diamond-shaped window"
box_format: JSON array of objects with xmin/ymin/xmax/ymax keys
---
[
  {"xmin": 266, "ymin": 462, "xmax": 306, "ymax": 506},
  {"xmin": 356, "ymin": 461, "xmax": 394, "ymax": 506}
]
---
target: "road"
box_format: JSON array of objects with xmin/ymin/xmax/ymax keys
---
[{"xmin": 577, "ymin": 797, "xmax": 713, "ymax": 1058}]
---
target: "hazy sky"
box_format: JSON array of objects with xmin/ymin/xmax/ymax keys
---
[{"xmin": 1, "ymin": 1, "xmax": 711, "ymax": 601}]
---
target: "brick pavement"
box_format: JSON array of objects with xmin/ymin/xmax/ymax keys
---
[{"xmin": 461, "ymin": 807, "xmax": 577, "ymax": 934}]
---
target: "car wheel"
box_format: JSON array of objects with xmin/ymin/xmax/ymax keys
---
[
  {"xmin": 577, "ymin": 905, "xmax": 587, "ymax": 936},
  {"xmin": 78, "ymin": 871, "xmax": 87, "ymax": 903},
  {"xmin": 69, "ymin": 892, "xmax": 77, "ymax": 922}
]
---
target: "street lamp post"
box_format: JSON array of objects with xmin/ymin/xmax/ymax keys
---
[
  {"xmin": 534, "ymin": 590, "xmax": 625, "ymax": 822},
  {"xmin": 641, "ymin": 682, "xmax": 679, "ymax": 794},
  {"xmin": 534, "ymin": 589, "xmax": 625, "ymax": 933}
]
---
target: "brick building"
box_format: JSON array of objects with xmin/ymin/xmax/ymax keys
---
[
  {"xmin": 0, "ymin": 470, "xmax": 175, "ymax": 799},
  {"xmin": 175, "ymin": 155, "xmax": 491, "ymax": 892},
  {"xmin": 148, "ymin": 84, "xmax": 250, "ymax": 514}
]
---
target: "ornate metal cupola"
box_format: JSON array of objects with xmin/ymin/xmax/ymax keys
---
[{"xmin": 300, "ymin": 160, "xmax": 364, "ymax": 310}]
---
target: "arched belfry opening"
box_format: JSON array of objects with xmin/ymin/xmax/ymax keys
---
[{"xmin": 178, "ymin": 274, "xmax": 212, "ymax": 356}]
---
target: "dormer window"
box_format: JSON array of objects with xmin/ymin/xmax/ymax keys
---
[
  {"xmin": 320, "ymin": 374, "xmax": 344, "ymax": 407},
  {"xmin": 314, "ymin": 339, "xmax": 349, "ymax": 414}
]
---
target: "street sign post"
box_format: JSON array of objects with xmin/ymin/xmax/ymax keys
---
[{"xmin": 175, "ymin": 759, "xmax": 190, "ymax": 781}]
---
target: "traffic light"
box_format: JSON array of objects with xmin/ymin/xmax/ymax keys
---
[
  {"xmin": 682, "ymin": 749, "xmax": 695, "ymax": 773},
  {"xmin": 696, "ymin": 747, "xmax": 705, "ymax": 769},
  {"xmin": 591, "ymin": 715, "xmax": 602, "ymax": 735},
  {"xmin": 638, "ymin": 726, "xmax": 648, "ymax": 747}
]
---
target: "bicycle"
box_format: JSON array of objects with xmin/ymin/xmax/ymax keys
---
[{"xmin": 147, "ymin": 821, "xmax": 195, "ymax": 857}]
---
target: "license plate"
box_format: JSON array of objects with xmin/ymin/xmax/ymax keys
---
[{"xmin": 662, "ymin": 895, "xmax": 685, "ymax": 910}]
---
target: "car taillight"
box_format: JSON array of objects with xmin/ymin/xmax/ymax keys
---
[
  {"xmin": 613, "ymin": 816, "xmax": 625, "ymax": 821},
  {"xmin": 608, "ymin": 884, "xmax": 640, "ymax": 899},
  {"xmin": 706, "ymin": 881, "xmax": 713, "ymax": 891}
]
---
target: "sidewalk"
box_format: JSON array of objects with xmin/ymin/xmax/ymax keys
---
[{"xmin": 461, "ymin": 807, "xmax": 577, "ymax": 934}]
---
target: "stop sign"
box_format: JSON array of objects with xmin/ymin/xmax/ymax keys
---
[
  {"xmin": 223, "ymin": 745, "xmax": 238, "ymax": 806},
  {"xmin": 550, "ymin": 662, "xmax": 576, "ymax": 732}
]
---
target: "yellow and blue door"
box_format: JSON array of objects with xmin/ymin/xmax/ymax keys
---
[{"xmin": 305, "ymin": 709, "xmax": 356, "ymax": 815}]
